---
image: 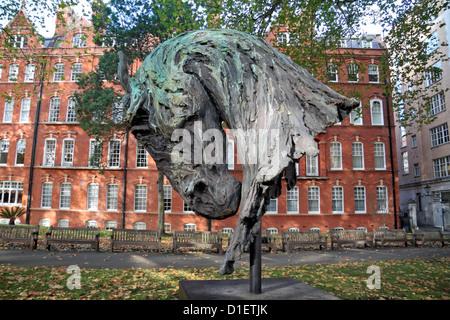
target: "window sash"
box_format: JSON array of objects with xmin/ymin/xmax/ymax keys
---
[
  {"xmin": 0, "ymin": 139, "xmax": 9, "ymax": 165},
  {"xmin": 48, "ymin": 98, "xmax": 60, "ymax": 122},
  {"xmin": 433, "ymin": 156, "xmax": 450, "ymax": 178},
  {"xmin": 66, "ymin": 98, "xmax": 77, "ymax": 122},
  {"xmin": 106, "ymin": 184, "xmax": 118, "ymax": 211},
  {"xmin": 0, "ymin": 181, "xmax": 23, "ymax": 205},
  {"xmin": 163, "ymin": 185, "xmax": 172, "ymax": 212},
  {"xmin": 308, "ymin": 186, "xmax": 320, "ymax": 213},
  {"xmin": 371, "ymin": 100, "xmax": 384, "ymax": 125},
  {"xmin": 71, "ymin": 63, "xmax": 82, "ymax": 81},
  {"xmin": 287, "ymin": 187, "xmax": 299, "ymax": 213},
  {"xmin": 53, "ymin": 63, "xmax": 65, "ymax": 82},
  {"xmin": 41, "ymin": 182, "xmax": 53, "ymax": 208},
  {"xmin": 15, "ymin": 139, "xmax": 26, "ymax": 165},
  {"xmin": 306, "ymin": 155, "xmax": 319, "ymax": 176},
  {"xmin": 354, "ymin": 186, "xmax": 366, "ymax": 213},
  {"xmin": 87, "ymin": 183, "xmax": 99, "ymax": 210},
  {"xmin": 8, "ymin": 64, "xmax": 19, "ymax": 82},
  {"xmin": 374, "ymin": 143, "xmax": 386, "ymax": 170},
  {"xmin": 44, "ymin": 139, "xmax": 56, "ymax": 166},
  {"xmin": 429, "ymin": 92, "xmax": 446, "ymax": 116},
  {"xmin": 24, "ymin": 64, "xmax": 35, "ymax": 82},
  {"xmin": 134, "ymin": 184, "xmax": 147, "ymax": 211},
  {"xmin": 330, "ymin": 142, "xmax": 342, "ymax": 169},
  {"xmin": 59, "ymin": 182, "xmax": 71, "ymax": 209},
  {"xmin": 368, "ymin": 64, "xmax": 379, "ymax": 83},
  {"xmin": 108, "ymin": 140, "xmax": 121, "ymax": 167},
  {"xmin": 376, "ymin": 186, "xmax": 388, "ymax": 213},
  {"xmin": 62, "ymin": 140, "xmax": 75, "ymax": 167},
  {"xmin": 430, "ymin": 123, "xmax": 449, "ymax": 147},
  {"xmin": 3, "ymin": 99, "xmax": 14, "ymax": 122},
  {"xmin": 332, "ymin": 186, "xmax": 344, "ymax": 213},
  {"xmin": 136, "ymin": 143, "xmax": 148, "ymax": 168},
  {"xmin": 352, "ymin": 142, "xmax": 364, "ymax": 170},
  {"xmin": 19, "ymin": 98, "xmax": 30, "ymax": 123}
]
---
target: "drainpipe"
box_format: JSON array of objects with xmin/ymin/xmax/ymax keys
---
[{"xmin": 121, "ymin": 128, "xmax": 129, "ymax": 228}]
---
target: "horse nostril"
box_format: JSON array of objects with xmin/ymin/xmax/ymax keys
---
[{"xmin": 194, "ymin": 181, "xmax": 207, "ymax": 193}]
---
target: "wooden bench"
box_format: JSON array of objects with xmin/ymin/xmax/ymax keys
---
[
  {"xmin": 282, "ymin": 230, "xmax": 327, "ymax": 252},
  {"xmin": 412, "ymin": 229, "xmax": 448, "ymax": 247},
  {"xmin": 0, "ymin": 225, "xmax": 39, "ymax": 250},
  {"xmin": 111, "ymin": 229, "xmax": 161, "ymax": 252},
  {"xmin": 373, "ymin": 229, "xmax": 411, "ymax": 247},
  {"xmin": 330, "ymin": 230, "xmax": 373, "ymax": 250},
  {"xmin": 173, "ymin": 231, "xmax": 223, "ymax": 254},
  {"xmin": 45, "ymin": 227, "xmax": 100, "ymax": 251},
  {"xmin": 227, "ymin": 231, "xmax": 277, "ymax": 253}
]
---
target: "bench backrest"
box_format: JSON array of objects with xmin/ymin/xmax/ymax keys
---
[
  {"xmin": 0, "ymin": 225, "xmax": 39, "ymax": 238},
  {"xmin": 413, "ymin": 229, "xmax": 442, "ymax": 238},
  {"xmin": 375, "ymin": 228, "xmax": 406, "ymax": 239},
  {"xmin": 112, "ymin": 229, "xmax": 160, "ymax": 242},
  {"xmin": 282, "ymin": 230, "xmax": 322, "ymax": 242},
  {"xmin": 174, "ymin": 231, "xmax": 221, "ymax": 244},
  {"xmin": 330, "ymin": 230, "xmax": 366, "ymax": 240},
  {"xmin": 48, "ymin": 227, "xmax": 99, "ymax": 240}
]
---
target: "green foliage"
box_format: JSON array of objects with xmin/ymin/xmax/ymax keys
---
[{"xmin": 0, "ymin": 207, "xmax": 26, "ymax": 225}]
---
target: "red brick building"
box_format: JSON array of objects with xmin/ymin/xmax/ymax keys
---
[{"xmin": 0, "ymin": 7, "xmax": 399, "ymax": 233}]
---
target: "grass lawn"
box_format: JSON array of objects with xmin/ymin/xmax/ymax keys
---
[{"xmin": 0, "ymin": 257, "xmax": 448, "ymax": 300}]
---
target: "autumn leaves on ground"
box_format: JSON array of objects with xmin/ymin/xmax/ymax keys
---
[{"xmin": 0, "ymin": 257, "xmax": 448, "ymax": 300}]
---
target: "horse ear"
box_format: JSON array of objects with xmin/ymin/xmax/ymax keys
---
[{"xmin": 117, "ymin": 51, "xmax": 131, "ymax": 93}]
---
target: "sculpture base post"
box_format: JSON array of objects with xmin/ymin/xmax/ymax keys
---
[{"xmin": 249, "ymin": 224, "xmax": 262, "ymax": 294}]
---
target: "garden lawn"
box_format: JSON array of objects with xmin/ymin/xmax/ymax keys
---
[{"xmin": 0, "ymin": 257, "xmax": 448, "ymax": 300}]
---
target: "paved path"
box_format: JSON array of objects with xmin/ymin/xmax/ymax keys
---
[{"xmin": 1, "ymin": 247, "xmax": 449, "ymax": 269}]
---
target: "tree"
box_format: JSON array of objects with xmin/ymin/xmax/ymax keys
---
[{"xmin": 0, "ymin": 207, "xmax": 26, "ymax": 225}]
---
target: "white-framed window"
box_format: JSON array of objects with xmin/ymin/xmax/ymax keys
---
[
  {"xmin": 374, "ymin": 142, "xmax": 386, "ymax": 170},
  {"xmin": 347, "ymin": 63, "xmax": 359, "ymax": 82},
  {"xmin": 62, "ymin": 139, "xmax": 75, "ymax": 167},
  {"xmin": 286, "ymin": 186, "xmax": 299, "ymax": 213},
  {"xmin": 352, "ymin": 142, "xmax": 364, "ymax": 170},
  {"xmin": 361, "ymin": 39, "xmax": 372, "ymax": 48},
  {"xmin": 133, "ymin": 222, "xmax": 146, "ymax": 230},
  {"xmin": 227, "ymin": 138, "xmax": 235, "ymax": 170},
  {"xmin": 338, "ymin": 39, "xmax": 347, "ymax": 47},
  {"xmin": 370, "ymin": 99, "xmax": 384, "ymax": 125},
  {"xmin": 184, "ymin": 223, "xmax": 197, "ymax": 231},
  {"xmin": 134, "ymin": 184, "xmax": 147, "ymax": 212},
  {"xmin": 429, "ymin": 92, "xmax": 446, "ymax": 116},
  {"xmin": 266, "ymin": 198, "xmax": 277, "ymax": 214},
  {"xmin": 53, "ymin": 63, "xmax": 65, "ymax": 82},
  {"xmin": 11, "ymin": 34, "xmax": 28, "ymax": 48},
  {"xmin": 8, "ymin": 64, "xmax": 19, "ymax": 82},
  {"xmin": 327, "ymin": 63, "xmax": 338, "ymax": 82},
  {"xmin": 412, "ymin": 135, "xmax": 418, "ymax": 148},
  {"xmin": 308, "ymin": 186, "xmax": 320, "ymax": 213},
  {"xmin": 39, "ymin": 218, "xmax": 50, "ymax": 227},
  {"xmin": 330, "ymin": 142, "xmax": 342, "ymax": 170},
  {"xmin": 402, "ymin": 151, "xmax": 409, "ymax": 174},
  {"xmin": 376, "ymin": 186, "xmax": 388, "ymax": 213},
  {"xmin": 266, "ymin": 227, "xmax": 278, "ymax": 235},
  {"xmin": 221, "ymin": 227, "xmax": 233, "ymax": 234},
  {"xmin": 66, "ymin": 97, "xmax": 77, "ymax": 122},
  {"xmin": 277, "ymin": 32, "xmax": 289, "ymax": 45},
  {"xmin": 86, "ymin": 220, "xmax": 97, "ymax": 228},
  {"xmin": 48, "ymin": 97, "xmax": 60, "ymax": 122},
  {"xmin": 108, "ymin": 139, "xmax": 121, "ymax": 167},
  {"xmin": 0, "ymin": 63, "xmax": 2, "ymax": 80},
  {"xmin": 183, "ymin": 201, "xmax": 194, "ymax": 213},
  {"xmin": 70, "ymin": 63, "xmax": 82, "ymax": 81},
  {"xmin": 3, "ymin": 98, "xmax": 14, "ymax": 122},
  {"xmin": 426, "ymin": 30, "xmax": 439, "ymax": 54},
  {"xmin": 89, "ymin": 139, "xmax": 102, "ymax": 167},
  {"xmin": 0, "ymin": 181, "xmax": 23, "ymax": 205},
  {"xmin": 43, "ymin": 139, "xmax": 56, "ymax": 166},
  {"xmin": 105, "ymin": 221, "xmax": 117, "ymax": 230},
  {"xmin": 425, "ymin": 60, "xmax": 442, "ymax": 87},
  {"xmin": 41, "ymin": 182, "xmax": 53, "ymax": 208},
  {"xmin": 164, "ymin": 185, "xmax": 172, "ymax": 212},
  {"xmin": 368, "ymin": 64, "xmax": 379, "ymax": 83},
  {"xmin": 332, "ymin": 186, "xmax": 344, "ymax": 213},
  {"xmin": 24, "ymin": 64, "xmax": 35, "ymax": 82},
  {"xmin": 59, "ymin": 182, "xmax": 71, "ymax": 209},
  {"xmin": 164, "ymin": 223, "xmax": 172, "ymax": 233},
  {"xmin": 433, "ymin": 156, "xmax": 450, "ymax": 178},
  {"xmin": 430, "ymin": 123, "xmax": 449, "ymax": 147},
  {"xmin": 0, "ymin": 139, "xmax": 9, "ymax": 165},
  {"xmin": 350, "ymin": 102, "xmax": 363, "ymax": 125},
  {"xmin": 58, "ymin": 219, "xmax": 69, "ymax": 228},
  {"xmin": 72, "ymin": 33, "xmax": 87, "ymax": 47},
  {"xmin": 15, "ymin": 138, "xmax": 26, "ymax": 165},
  {"xmin": 106, "ymin": 183, "xmax": 118, "ymax": 211},
  {"xmin": 287, "ymin": 227, "xmax": 300, "ymax": 232},
  {"xmin": 19, "ymin": 98, "xmax": 30, "ymax": 122},
  {"xmin": 354, "ymin": 186, "xmax": 366, "ymax": 213},
  {"xmin": 136, "ymin": 142, "xmax": 148, "ymax": 168},
  {"xmin": 400, "ymin": 126, "xmax": 407, "ymax": 147},
  {"xmin": 87, "ymin": 183, "xmax": 99, "ymax": 210},
  {"xmin": 306, "ymin": 154, "xmax": 319, "ymax": 176}
]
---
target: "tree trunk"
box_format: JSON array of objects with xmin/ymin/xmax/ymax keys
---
[
  {"xmin": 157, "ymin": 172, "xmax": 165, "ymax": 236},
  {"xmin": 9, "ymin": 218, "xmax": 15, "ymax": 225}
]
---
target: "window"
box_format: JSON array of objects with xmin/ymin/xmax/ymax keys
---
[
  {"xmin": 354, "ymin": 186, "xmax": 366, "ymax": 213},
  {"xmin": 108, "ymin": 140, "xmax": 121, "ymax": 167},
  {"xmin": 332, "ymin": 186, "xmax": 344, "ymax": 213},
  {"xmin": 350, "ymin": 102, "xmax": 363, "ymax": 125},
  {"xmin": 86, "ymin": 220, "xmax": 97, "ymax": 228},
  {"xmin": 277, "ymin": 32, "xmax": 289, "ymax": 45},
  {"xmin": 361, "ymin": 39, "xmax": 372, "ymax": 48},
  {"xmin": 164, "ymin": 185, "xmax": 172, "ymax": 212},
  {"xmin": 106, "ymin": 184, "xmax": 118, "ymax": 211},
  {"xmin": 20, "ymin": 98, "xmax": 29, "ymax": 122},
  {"xmin": 266, "ymin": 198, "xmax": 277, "ymax": 213},
  {"xmin": 136, "ymin": 142, "xmax": 148, "ymax": 168},
  {"xmin": 184, "ymin": 223, "xmax": 197, "ymax": 231},
  {"xmin": 266, "ymin": 228, "xmax": 278, "ymax": 235},
  {"xmin": 58, "ymin": 219, "xmax": 69, "ymax": 228},
  {"xmin": 89, "ymin": 139, "xmax": 102, "ymax": 167},
  {"xmin": 370, "ymin": 100, "xmax": 384, "ymax": 125},
  {"xmin": 59, "ymin": 182, "xmax": 71, "ymax": 209},
  {"xmin": 66, "ymin": 98, "xmax": 77, "ymax": 122},
  {"xmin": 425, "ymin": 61, "xmax": 442, "ymax": 87},
  {"xmin": 70, "ymin": 63, "xmax": 82, "ymax": 81},
  {"xmin": 222, "ymin": 227, "xmax": 233, "ymax": 234},
  {"xmin": 134, "ymin": 184, "xmax": 147, "ymax": 211},
  {"xmin": 414, "ymin": 163, "xmax": 420, "ymax": 177},
  {"xmin": 3, "ymin": 98, "xmax": 14, "ymax": 122},
  {"xmin": 286, "ymin": 186, "xmax": 299, "ymax": 213},
  {"xmin": 39, "ymin": 218, "xmax": 50, "ymax": 227},
  {"xmin": 53, "ymin": 63, "xmax": 65, "ymax": 82},
  {"xmin": 352, "ymin": 142, "xmax": 364, "ymax": 170},
  {"xmin": 330, "ymin": 142, "xmax": 342, "ymax": 170},
  {"xmin": 376, "ymin": 186, "xmax": 388, "ymax": 213},
  {"xmin": 0, "ymin": 181, "xmax": 23, "ymax": 205},
  {"xmin": 400, "ymin": 126, "xmax": 407, "ymax": 147},
  {"xmin": 306, "ymin": 155, "xmax": 318, "ymax": 176},
  {"xmin": 164, "ymin": 223, "xmax": 172, "ymax": 233},
  {"xmin": 24, "ymin": 64, "xmax": 35, "ymax": 82},
  {"xmin": 433, "ymin": 156, "xmax": 450, "ymax": 178},
  {"xmin": 347, "ymin": 63, "xmax": 359, "ymax": 82},
  {"xmin": 368, "ymin": 64, "xmax": 379, "ymax": 83},
  {"xmin": 338, "ymin": 39, "xmax": 347, "ymax": 47},
  {"xmin": 87, "ymin": 183, "xmax": 99, "ymax": 210},
  {"xmin": 426, "ymin": 31, "xmax": 439, "ymax": 54},
  {"xmin": 11, "ymin": 34, "xmax": 28, "ymax": 48},
  {"xmin": 402, "ymin": 152, "xmax": 409, "ymax": 174},
  {"xmin": 429, "ymin": 92, "xmax": 446, "ymax": 116},
  {"xmin": 430, "ymin": 123, "xmax": 449, "ymax": 147},
  {"xmin": 8, "ymin": 64, "xmax": 18, "ymax": 82},
  {"xmin": 0, "ymin": 139, "xmax": 9, "ymax": 165},
  {"xmin": 111, "ymin": 102, "xmax": 124, "ymax": 123},
  {"xmin": 48, "ymin": 97, "xmax": 60, "ymax": 122},
  {"xmin": 62, "ymin": 139, "xmax": 74, "ymax": 167},
  {"xmin": 287, "ymin": 227, "xmax": 300, "ymax": 232},
  {"xmin": 227, "ymin": 139, "xmax": 235, "ymax": 170},
  {"xmin": 41, "ymin": 182, "xmax": 52, "ymax": 208},
  {"xmin": 183, "ymin": 201, "xmax": 193, "ymax": 213},
  {"xmin": 73, "ymin": 33, "xmax": 87, "ymax": 47},
  {"xmin": 133, "ymin": 222, "xmax": 146, "ymax": 230},
  {"xmin": 105, "ymin": 221, "xmax": 117, "ymax": 230},
  {"xmin": 308, "ymin": 186, "xmax": 320, "ymax": 213},
  {"xmin": 43, "ymin": 139, "xmax": 56, "ymax": 166},
  {"xmin": 412, "ymin": 135, "xmax": 418, "ymax": 148},
  {"xmin": 327, "ymin": 63, "xmax": 338, "ymax": 82},
  {"xmin": 15, "ymin": 139, "xmax": 26, "ymax": 165},
  {"xmin": 374, "ymin": 142, "xmax": 386, "ymax": 170}
]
